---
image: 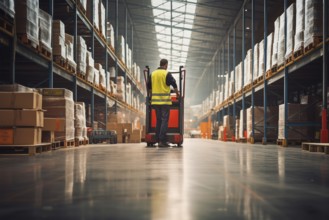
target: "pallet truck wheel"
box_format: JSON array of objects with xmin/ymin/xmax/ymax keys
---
[{"xmin": 147, "ymin": 143, "xmax": 154, "ymax": 147}]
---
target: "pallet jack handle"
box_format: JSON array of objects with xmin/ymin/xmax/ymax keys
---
[{"xmin": 143, "ymin": 66, "xmax": 150, "ymax": 98}]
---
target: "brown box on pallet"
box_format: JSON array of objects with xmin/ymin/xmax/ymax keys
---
[
  {"xmin": 0, "ymin": 128, "xmax": 42, "ymax": 145},
  {"xmin": 0, "ymin": 92, "xmax": 42, "ymax": 110},
  {"xmin": 121, "ymin": 123, "xmax": 133, "ymax": 135},
  {"xmin": 43, "ymin": 118, "xmax": 65, "ymax": 132},
  {"xmin": 107, "ymin": 122, "xmax": 123, "ymax": 135},
  {"xmin": 130, "ymin": 129, "xmax": 141, "ymax": 143},
  {"xmin": 53, "ymin": 20, "xmax": 65, "ymax": 38},
  {"xmin": 0, "ymin": 109, "xmax": 44, "ymax": 127},
  {"xmin": 41, "ymin": 88, "xmax": 73, "ymax": 99}
]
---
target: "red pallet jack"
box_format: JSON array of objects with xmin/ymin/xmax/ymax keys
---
[{"xmin": 143, "ymin": 66, "xmax": 186, "ymax": 147}]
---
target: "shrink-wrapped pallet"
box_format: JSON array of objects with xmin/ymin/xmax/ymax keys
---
[
  {"xmin": 109, "ymin": 67, "xmax": 116, "ymax": 78},
  {"xmin": 117, "ymin": 76, "xmax": 125, "ymax": 92},
  {"xmin": 65, "ymin": 34, "xmax": 77, "ymax": 69},
  {"xmin": 304, "ymin": 0, "xmax": 322, "ymax": 48},
  {"xmin": 253, "ymin": 43, "xmax": 259, "ymax": 79},
  {"xmin": 77, "ymin": 36, "xmax": 87, "ymax": 75},
  {"xmin": 294, "ymin": 0, "xmax": 305, "ymax": 51},
  {"xmin": 95, "ymin": 63, "xmax": 106, "ymax": 90},
  {"xmin": 266, "ymin": 33, "xmax": 273, "ymax": 72},
  {"xmin": 239, "ymin": 109, "xmax": 245, "ymax": 139},
  {"xmin": 74, "ymin": 103, "xmax": 84, "ymax": 141},
  {"xmin": 272, "ymin": 17, "xmax": 280, "ymax": 68},
  {"xmin": 258, "ymin": 39, "xmax": 265, "ymax": 76},
  {"xmin": 94, "ymin": 69, "xmax": 100, "ymax": 87},
  {"xmin": 87, "ymin": 0, "xmax": 99, "ymax": 30},
  {"xmin": 117, "ymin": 35, "xmax": 125, "ymax": 63},
  {"xmin": 277, "ymin": 13, "xmax": 285, "ymax": 66},
  {"xmin": 245, "ymin": 49, "xmax": 252, "ymax": 85},
  {"xmin": 52, "ymin": 21, "xmax": 66, "ymax": 58},
  {"xmin": 39, "ymin": 9, "xmax": 52, "ymax": 52},
  {"xmin": 99, "ymin": 2, "xmax": 105, "ymax": 38},
  {"xmin": 15, "ymin": 0, "xmax": 39, "ymax": 46},
  {"xmin": 41, "ymin": 88, "xmax": 75, "ymax": 141},
  {"xmin": 235, "ymin": 119, "xmax": 240, "ymax": 139},
  {"xmin": 86, "ymin": 51, "xmax": 95, "ymax": 83},
  {"xmin": 224, "ymin": 75, "xmax": 229, "ymax": 100},
  {"xmin": 106, "ymin": 22, "xmax": 115, "ymax": 50},
  {"xmin": 77, "ymin": 0, "xmax": 87, "ymax": 11},
  {"xmin": 285, "ymin": 3, "xmax": 295, "ymax": 60},
  {"xmin": 246, "ymin": 106, "xmax": 278, "ymax": 140},
  {"xmin": 278, "ymin": 103, "xmax": 314, "ymax": 140},
  {"xmin": 235, "ymin": 62, "xmax": 242, "ymax": 91},
  {"xmin": 0, "ymin": 0, "xmax": 15, "ymax": 18}
]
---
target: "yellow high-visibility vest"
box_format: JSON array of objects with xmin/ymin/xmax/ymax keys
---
[{"xmin": 151, "ymin": 69, "xmax": 172, "ymax": 105}]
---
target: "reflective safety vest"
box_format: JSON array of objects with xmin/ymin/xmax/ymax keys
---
[{"xmin": 151, "ymin": 69, "xmax": 172, "ymax": 105}]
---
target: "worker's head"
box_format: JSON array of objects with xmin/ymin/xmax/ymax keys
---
[{"xmin": 160, "ymin": 59, "xmax": 168, "ymax": 70}]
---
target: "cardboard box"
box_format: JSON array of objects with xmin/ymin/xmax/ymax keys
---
[
  {"xmin": 41, "ymin": 88, "xmax": 73, "ymax": 99},
  {"xmin": 0, "ymin": 129, "xmax": 13, "ymax": 145},
  {"xmin": 0, "ymin": 110, "xmax": 44, "ymax": 127},
  {"xmin": 121, "ymin": 123, "xmax": 133, "ymax": 135},
  {"xmin": 117, "ymin": 134, "xmax": 123, "ymax": 143},
  {"xmin": 0, "ymin": 84, "xmax": 34, "ymax": 92},
  {"xmin": 130, "ymin": 129, "xmax": 141, "ymax": 143},
  {"xmin": 0, "ymin": 128, "xmax": 42, "ymax": 145},
  {"xmin": 43, "ymin": 118, "xmax": 65, "ymax": 132},
  {"xmin": 14, "ymin": 128, "xmax": 42, "ymax": 145},
  {"xmin": 0, "ymin": 92, "xmax": 42, "ymax": 110}
]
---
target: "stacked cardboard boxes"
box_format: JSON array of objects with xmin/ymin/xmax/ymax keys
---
[
  {"xmin": 38, "ymin": 9, "xmax": 52, "ymax": 52},
  {"xmin": 0, "ymin": 85, "xmax": 43, "ymax": 145},
  {"xmin": 94, "ymin": 68, "xmax": 100, "ymax": 87},
  {"xmin": 53, "ymin": 20, "xmax": 66, "ymax": 58},
  {"xmin": 15, "ymin": 0, "xmax": 39, "ymax": 47},
  {"xmin": 41, "ymin": 88, "xmax": 75, "ymax": 142},
  {"xmin": 65, "ymin": 33, "xmax": 77, "ymax": 71}
]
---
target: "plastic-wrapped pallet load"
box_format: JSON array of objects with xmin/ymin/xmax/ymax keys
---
[
  {"xmin": 127, "ymin": 83, "xmax": 132, "ymax": 106},
  {"xmin": 246, "ymin": 106, "xmax": 278, "ymax": 141},
  {"xmin": 277, "ymin": 13, "xmax": 285, "ymax": 66},
  {"xmin": 106, "ymin": 22, "xmax": 115, "ymax": 50},
  {"xmin": 258, "ymin": 39, "xmax": 264, "ymax": 76},
  {"xmin": 41, "ymin": 88, "xmax": 75, "ymax": 142},
  {"xmin": 77, "ymin": 0, "xmax": 87, "ymax": 11},
  {"xmin": 285, "ymin": 3, "xmax": 295, "ymax": 60},
  {"xmin": 0, "ymin": 85, "xmax": 43, "ymax": 145},
  {"xmin": 224, "ymin": 75, "xmax": 229, "ymax": 100},
  {"xmin": 294, "ymin": 0, "xmax": 305, "ymax": 52},
  {"xmin": 223, "ymin": 115, "xmax": 234, "ymax": 138},
  {"xmin": 38, "ymin": 9, "xmax": 52, "ymax": 52},
  {"xmin": 0, "ymin": 0, "xmax": 15, "ymax": 18},
  {"xmin": 278, "ymin": 103, "xmax": 314, "ymax": 140},
  {"xmin": 109, "ymin": 67, "xmax": 116, "ymax": 79},
  {"xmin": 266, "ymin": 33, "xmax": 273, "ymax": 72},
  {"xmin": 110, "ymin": 80, "xmax": 117, "ymax": 96},
  {"xmin": 86, "ymin": 51, "xmax": 95, "ymax": 83},
  {"xmin": 245, "ymin": 49, "xmax": 252, "ymax": 85},
  {"xmin": 117, "ymin": 76, "xmax": 125, "ymax": 102},
  {"xmin": 304, "ymin": 0, "xmax": 322, "ymax": 49},
  {"xmin": 52, "ymin": 20, "xmax": 66, "ymax": 58},
  {"xmin": 118, "ymin": 35, "xmax": 125, "ymax": 63},
  {"xmin": 76, "ymin": 102, "xmax": 88, "ymax": 141},
  {"xmin": 272, "ymin": 17, "xmax": 280, "ymax": 68},
  {"xmin": 94, "ymin": 69, "xmax": 100, "ymax": 87},
  {"xmin": 87, "ymin": 0, "xmax": 99, "ymax": 30},
  {"xmin": 15, "ymin": 0, "xmax": 39, "ymax": 47},
  {"xmin": 65, "ymin": 33, "xmax": 77, "ymax": 70},
  {"xmin": 253, "ymin": 43, "xmax": 259, "ymax": 79},
  {"xmin": 235, "ymin": 119, "xmax": 239, "ymax": 139},
  {"xmin": 239, "ymin": 109, "xmax": 245, "ymax": 139},
  {"xmin": 74, "ymin": 103, "xmax": 84, "ymax": 142},
  {"xmin": 99, "ymin": 2, "xmax": 105, "ymax": 38},
  {"xmin": 77, "ymin": 36, "xmax": 87, "ymax": 76}
]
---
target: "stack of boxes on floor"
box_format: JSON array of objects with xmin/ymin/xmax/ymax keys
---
[
  {"xmin": 0, "ymin": 85, "xmax": 43, "ymax": 145},
  {"xmin": 218, "ymin": 115, "xmax": 234, "ymax": 141},
  {"xmin": 41, "ymin": 89, "xmax": 75, "ymax": 145},
  {"xmin": 106, "ymin": 112, "xmax": 142, "ymax": 143},
  {"xmin": 203, "ymin": 0, "xmax": 323, "ymax": 142}
]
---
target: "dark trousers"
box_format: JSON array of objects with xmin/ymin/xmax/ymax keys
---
[{"xmin": 154, "ymin": 105, "xmax": 170, "ymax": 143}]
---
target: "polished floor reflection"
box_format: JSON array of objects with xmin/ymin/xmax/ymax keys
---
[{"xmin": 0, "ymin": 139, "xmax": 329, "ymax": 219}]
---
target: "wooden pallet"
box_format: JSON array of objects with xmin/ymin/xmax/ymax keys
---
[
  {"xmin": 51, "ymin": 141, "xmax": 61, "ymax": 150},
  {"xmin": 0, "ymin": 13, "xmax": 14, "ymax": 36},
  {"xmin": 277, "ymin": 63, "xmax": 285, "ymax": 72},
  {"xmin": 59, "ymin": 139, "xmax": 75, "ymax": 148},
  {"xmin": 277, "ymin": 139, "xmax": 304, "ymax": 147},
  {"xmin": 265, "ymin": 70, "xmax": 272, "ymax": 79},
  {"xmin": 304, "ymin": 36, "xmax": 323, "ymax": 54},
  {"xmin": 271, "ymin": 64, "xmax": 278, "ymax": 74},
  {"xmin": 17, "ymin": 34, "xmax": 39, "ymax": 51},
  {"xmin": 236, "ymin": 138, "xmax": 247, "ymax": 143},
  {"xmin": 39, "ymin": 45, "xmax": 52, "ymax": 60},
  {"xmin": 285, "ymin": 54, "xmax": 294, "ymax": 66},
  {"xmin": 293, "ymin": 47, "xmax": 304, "ymax": 60},
  {"xmin": 0, "ymin": 143, "xmax": 52, "ymax": 156},
  {"xmin": 301, "ymin": 142, "xmax": 329, "ymax": 154},
  {"xmin": 75, "ymin": 138, "xmax": 84, "ymax": 147},
  {"xmin": 54, "ymin": 55, "xmax": 66, "ymax": 68},
  {"xmin": 66, "ymin": 61, "xmax": 76, "ymax": 74},
  {"xmin": 77, "ymin": 72, "xmax": 86, "ymax": 80}
]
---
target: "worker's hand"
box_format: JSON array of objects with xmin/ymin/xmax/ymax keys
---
[{"xmin": 176, "ymin": 91, "xmax": 180, "ymax": 98}]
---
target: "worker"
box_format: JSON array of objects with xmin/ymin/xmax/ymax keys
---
[{"xmin": 148, "ymin": 59, "xmax": 179, "ymax": 147}]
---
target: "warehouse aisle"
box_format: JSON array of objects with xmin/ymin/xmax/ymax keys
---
[{"xmin": 0, "ymin": 139, "xmax": 329, "ymax": 219}]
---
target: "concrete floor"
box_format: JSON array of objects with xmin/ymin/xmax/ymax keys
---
[{"xmin": 0, "ymin": 139, "xmax": 329, "ymax": 220}]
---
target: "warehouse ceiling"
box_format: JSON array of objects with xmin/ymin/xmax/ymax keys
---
[{"xmin": 117, "ymin": 0, "xmax": 284, "ymax": 105}]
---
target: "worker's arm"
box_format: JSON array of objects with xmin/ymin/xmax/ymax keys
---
[{"xmin": 166, "ymin": 73, "xmax": 180, "ymax": 97}]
